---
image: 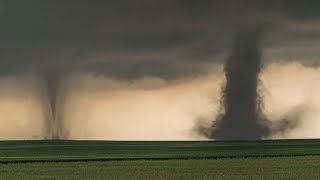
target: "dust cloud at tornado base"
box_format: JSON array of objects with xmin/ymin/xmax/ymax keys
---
[{"xmin": 196, "ymin": 27, "xmax": 313, "ymax": 140}]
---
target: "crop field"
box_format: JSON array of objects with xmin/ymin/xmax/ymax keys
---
[{"xmin": 0, "ymin": 140, "xmax": 320, "ymax": 179}]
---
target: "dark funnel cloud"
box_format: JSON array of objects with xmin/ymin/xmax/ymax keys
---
[
  {"xmin": 207, "ymin": 26, "xmax": 269, "ymax": 140},
  {"xmin": 42, "ymin": 70, "xmax": 63, "ymax": 139}
]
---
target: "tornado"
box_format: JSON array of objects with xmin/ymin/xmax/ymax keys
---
[
  {"xmin": 210, "ymin": 26, "xmax": 269, "ymax": 140},
  {"xmin": 42, "ymin": 70, "xmax": 65, "ymax": 139}
]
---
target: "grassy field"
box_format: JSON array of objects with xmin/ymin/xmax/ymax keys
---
[{"xmin": 0, "ymin": 139, "xmax": 320, "ymax": 179}]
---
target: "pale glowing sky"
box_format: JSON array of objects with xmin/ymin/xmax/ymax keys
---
[{"xmin": 0, "ymin": 62, "xmax": 319, "ymax": 140}]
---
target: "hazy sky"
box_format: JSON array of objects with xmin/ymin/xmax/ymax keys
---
[{"xmin": 1, "ymin": 0, "xmax": 320, "ymax": 140}]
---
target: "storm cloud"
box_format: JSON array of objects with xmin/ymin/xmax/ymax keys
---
[
  {"xmin": 2, "ymin": 0, "xmax": 320, "ymax": 76},
  {"xmin": 0, "ymin": 0, "xmax": 320, "ymax": 139}
]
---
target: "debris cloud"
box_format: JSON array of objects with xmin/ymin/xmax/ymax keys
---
[{"xmin": 206, "ymin": 26, "xmax": 269, "ymax": 140}]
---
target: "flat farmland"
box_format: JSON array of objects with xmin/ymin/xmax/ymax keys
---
[{"xmin": 0, "ymin": 140, "xmax": 319, "ymax": 179}]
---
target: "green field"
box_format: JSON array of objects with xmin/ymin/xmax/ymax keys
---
[{"xmin": 0, "ymin": 140, "xmax": 320, "ymax": 179}]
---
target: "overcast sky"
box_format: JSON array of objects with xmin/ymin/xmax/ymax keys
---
[{"xmin": 1, "ymin": 0, "xmax": 320, "ymax": 78}]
